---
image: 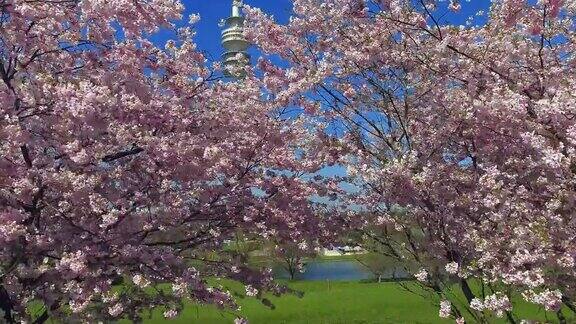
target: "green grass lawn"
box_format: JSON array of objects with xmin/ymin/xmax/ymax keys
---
[
  {"xmin": 139, "ymin": 280, "xmax": 449, "ymax": 324},
  {"xmin": 131, "ymin": 279, "xmax": 569, "ymax": 324}
]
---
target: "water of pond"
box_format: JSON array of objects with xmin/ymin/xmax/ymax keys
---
[{"xmin": 273, "ymin": 260, "xmax": 409, "ymax": 281}]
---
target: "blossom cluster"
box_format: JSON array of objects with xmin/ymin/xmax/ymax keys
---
[
  {"xmin": 0, "ymin": 0, "xmax": 326, "ymax": 322},
  {"xmin": 245, "ymin": 0, "xmax": 576, "ymax": 321}
]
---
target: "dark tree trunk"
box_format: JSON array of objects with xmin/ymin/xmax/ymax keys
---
[
  {"xmin": 460, "ymin": 279, "xmax": 475, "ymax": 303},
  {"xmin": 287, "ymin": 263, "xmax": 297, "ymax": 280},
  {"xmin": 0, "ymin": 285, "xmax": 15, "ymax": 323}
]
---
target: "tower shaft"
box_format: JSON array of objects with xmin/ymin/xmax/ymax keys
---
[{"xmin": 221, "ymin": 0, "xmax": 250, "ymax": 77}]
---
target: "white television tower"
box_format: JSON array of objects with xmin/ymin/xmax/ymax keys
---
[{"xmin": 221, "ymin": 0, "xmax": 250, "ymax": 77}]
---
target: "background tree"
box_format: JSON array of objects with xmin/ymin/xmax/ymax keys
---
[
  {"xmin": 0, "ymin": 0, "xmax": 325, "ymax": 322},
  {"xmin": 245, "ymin": 0, "xmax": 576, "ymax": 322},
  {"xmin": 270, "ymin": 242, "xmax": 314, "ymax": 281},
  {"xmin": 348, "ymin": 227, "xmax": 410, "ymax": 283}
]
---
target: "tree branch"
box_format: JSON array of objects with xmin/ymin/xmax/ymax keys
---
[{"xmin": 102, "ymin": 147, "xmax": 144, "ymax": 163}]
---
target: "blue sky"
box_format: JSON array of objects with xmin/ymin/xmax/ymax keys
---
[
  {"xmin": 150, "ymin": 0, "xmax": 293, "ymax": 62},
  {"xmin": 151, "ymin": 0, "xmax": 491, "ymax": 62},
  {"xmin": 146, "ymin": 0, "xmax": 493, "ymax": 197}
]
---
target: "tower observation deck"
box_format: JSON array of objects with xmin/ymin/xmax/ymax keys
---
[{"xmin": 221, "ymin": 0, "xmax": 250, "ymax": 77}]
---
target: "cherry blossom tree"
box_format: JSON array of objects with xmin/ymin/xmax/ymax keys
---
[
  {"xmin": 0, "ymin": 0, "xmax": 324, "ymax": 322},
  {"xmin": 245, "ymin": 0, "xmax": 576, "ymax": 322}
]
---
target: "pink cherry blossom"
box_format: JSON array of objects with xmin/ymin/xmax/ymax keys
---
[
  {"xmin": 439, "ymin": 300, "xmax": 451, "ymax": 318},
  {"xmin": 445, "ymin": 262, "xmax": 459, "ymax": 275},
  {"xmin": 234, "ymin": 317, "xmax": 249, "ymax": 324},
  {"xmin": 0, "ymin": 0, "xmax": 325, "ymax": 322},
  {"xmin": 108, "ymin": 303, "xmax": 124, "ymax": 317},
  {"xmin": 246, "ymin": 0, "xmax": 576, "ymax": 321},
  {"xmin": 163, "ymin": 309, "xmax": 179, "ymax": 319},
  {"xmin": 414, "ymin": 269, "xmax": 429, "ymax": 282}
]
